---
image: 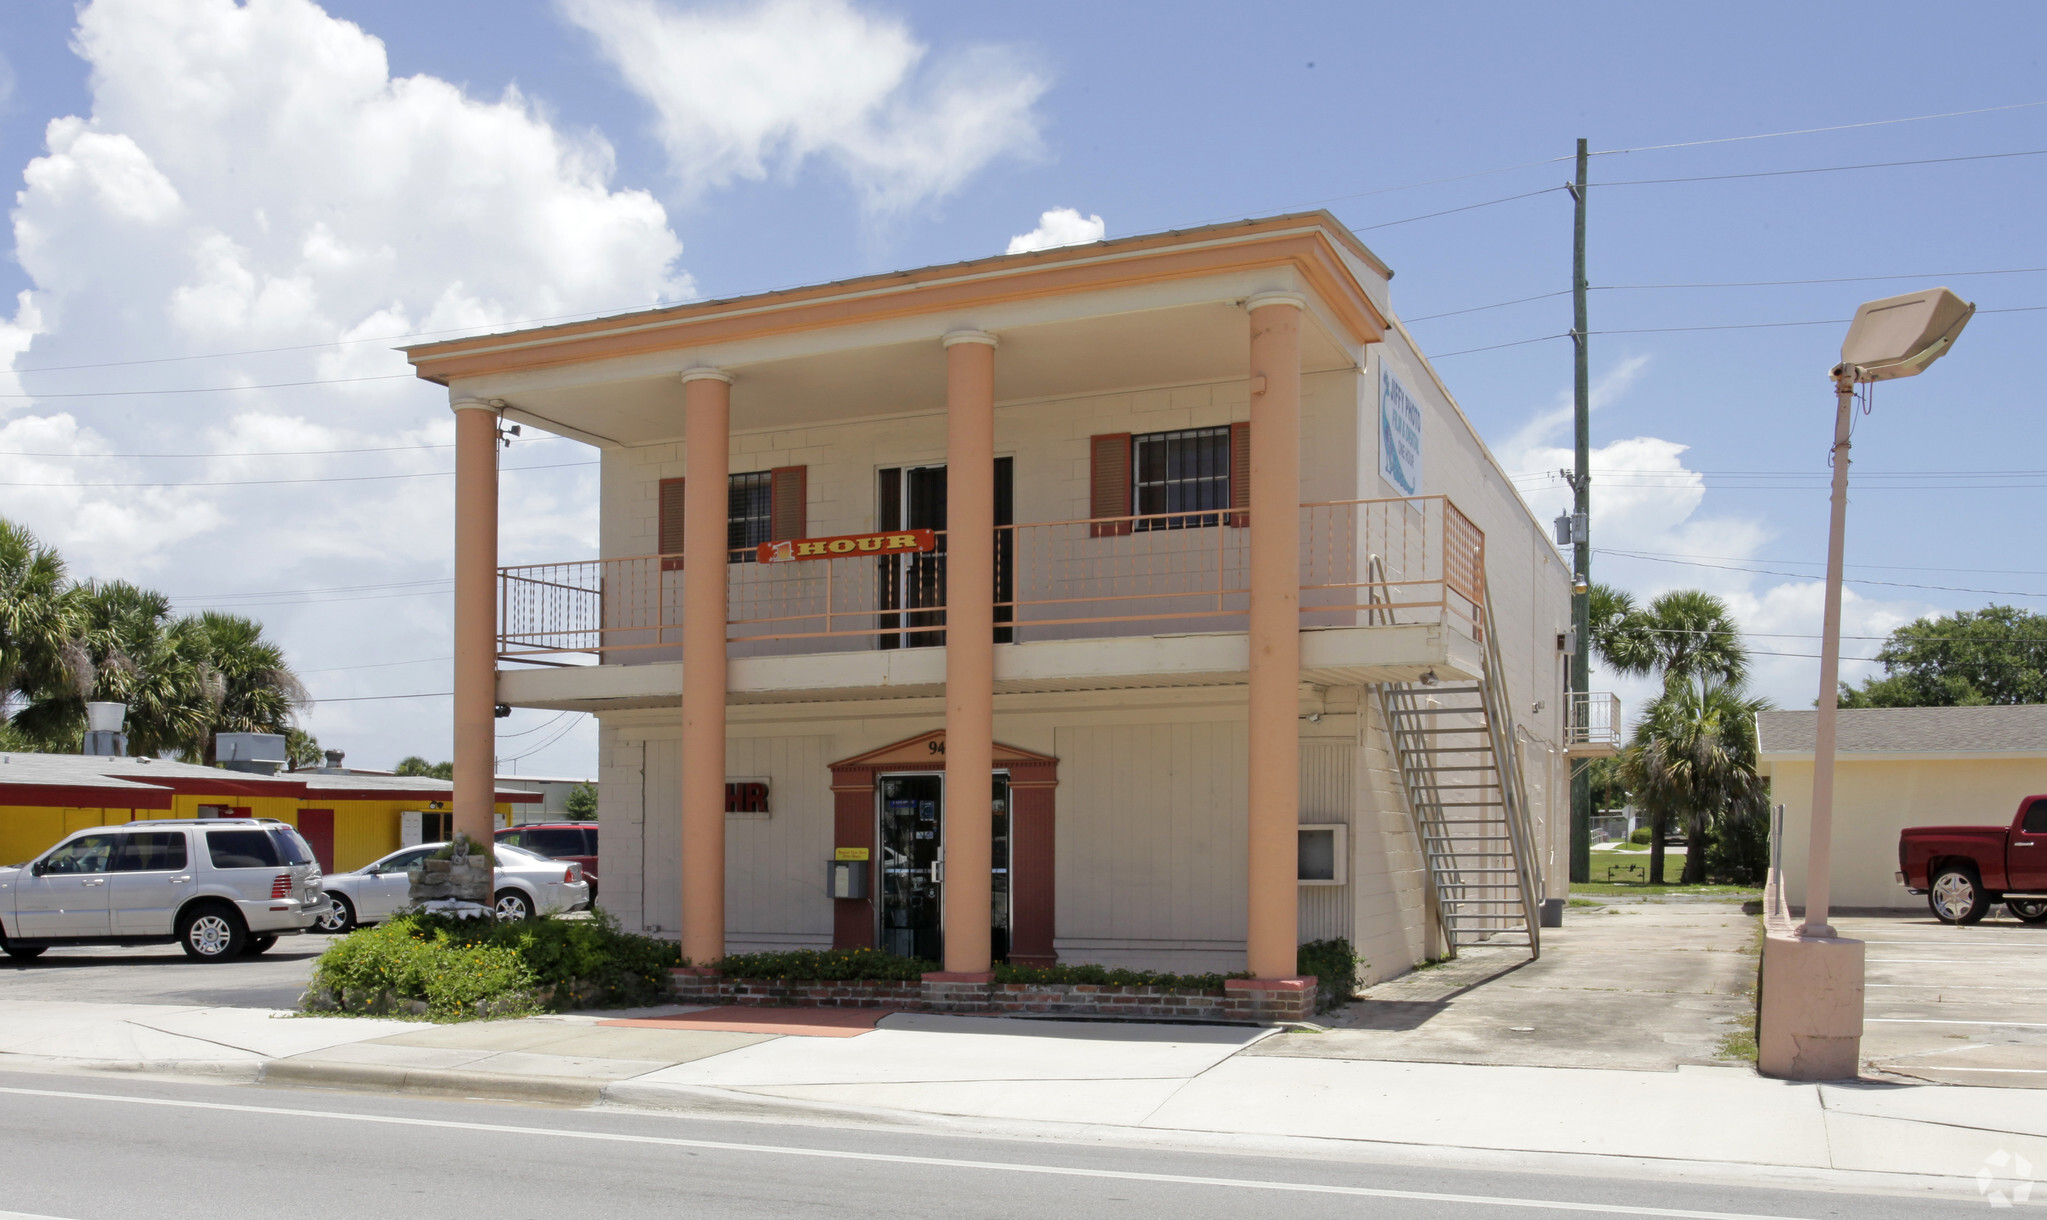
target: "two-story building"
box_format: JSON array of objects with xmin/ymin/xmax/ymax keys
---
[{"xmin": 406, "ymin": 211, "xmax": 1576, "ymax": 986}]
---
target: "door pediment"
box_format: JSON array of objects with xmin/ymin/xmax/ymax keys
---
[{"xmin": 828, "ymin": 730, "xmax": 1056, "ymax": 772}]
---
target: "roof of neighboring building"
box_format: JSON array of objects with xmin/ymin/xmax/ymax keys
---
[
  {"xmin": 296, "ymin": 772, "xmax": 541, "ymax": 803},
  {"xmin": 1757, "ymin": 705, "xmax": 2047, "ymax": 759},
  {"xmin": 0, "ymin": 751, "xmax": 304, "ymax": 807},
  {"xmin": 0, "ymin": 752, "xmax": 540, "ymax": 806}
]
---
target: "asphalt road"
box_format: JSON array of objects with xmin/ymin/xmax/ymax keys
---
[
  {"xmin": 0, "ymin": 932, "xmax": 332, "ymax": 1008},
  {"xmin": 0, "ymin": 1070, "xmax": 1994, "ymax": 1219}
]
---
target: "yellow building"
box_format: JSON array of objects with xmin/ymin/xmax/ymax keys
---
[
  {"xmin": 0, "ymin": 753, "xmax": 537, "ymax": 873},
  {"xmin": 1758, "ymin": 706, "xmax": 2047, "ymax": 912}
]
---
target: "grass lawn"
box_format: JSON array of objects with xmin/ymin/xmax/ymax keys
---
[{"xmin": 1573, "ymin": 849, "xmax": 1760, "ymax": 898}]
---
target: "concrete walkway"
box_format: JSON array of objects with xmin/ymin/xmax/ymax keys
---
[
  {"xmin": 2, "ymin": 992, "xmax": 2045, "ymax": 1195},
  {"xmin": 1262, "ymin": 897, "xmax": 1757, "ymax": 1071}
]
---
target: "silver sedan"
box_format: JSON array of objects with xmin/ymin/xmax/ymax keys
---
[{"xmin": 313, "ymin": 841, "xmax": 590, "ymax": 931}]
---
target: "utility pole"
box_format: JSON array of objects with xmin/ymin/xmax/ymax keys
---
[{"xmin": 1568, "ymin": 137, "xmax": 1592, "ymax": 885}]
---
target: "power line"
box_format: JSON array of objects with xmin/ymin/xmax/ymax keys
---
[
  {"xmin": 1589, "ymin": 548, "xmax": 2047, "ymax": 578},
  {"xmin": 1403, "ymin": 291, "xmax": 1572, "ymax": 323},
  {"xmin": 1597, "ymin": 549, "xmax": 2047, "ymax": 599},
  {"xmin": 1600, "ymin": 267, "xmax": 2047, "ymax": 291},
  {"xmin": 0, "ymin": 459, "xmax": 595, "ymax": 489},
  {"xmin": 0, "ymin": 436, "xmax": 575, "ymax": 460},
  {"xmin": 1429, "ymin": 333, "xmax": 1571, "ymax": 359},
  {"xmin": 1407, "ymin": 267, "xmax": 2047, "ymax": 327},
  {"xmin": 1589, "ymin": 101, "xmax": 2047, "ymax": 155},
  {"xmin": 1351, "ymin": 186, "xmax": 1564, "ymax": 232},
  {"xmin": 1435, "ymin": 304, "xmax": 2043, "ymax": 359},
  {"xmin": 12, "ymin": 304, "xmax": 687, "ymax": 375},
  {"xmin": 297, "ymin": 655, "xmax": 452, "ymax": 675},
  {"xmin": 497, "ymin": 710, "xmax": 576, "ymax": 740},
  {"xmin": 0, "ymin": 373, "xmax": 414, "ymax": 399},
  {"xmin": 497, "ymin": 713, "xmax": 589, "ymax": 762},
  {"xmin": 310, "ymin": 690, "xmax": 452, "ymax": 702},
  {"xmin": 1598, "ymin": 149, "xmax": 2047, "ymax": 186}
]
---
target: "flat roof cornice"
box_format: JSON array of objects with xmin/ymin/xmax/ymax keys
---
[{"xmin": 406, "ymin": 213, "xmax": 1391, "ymax": 386}]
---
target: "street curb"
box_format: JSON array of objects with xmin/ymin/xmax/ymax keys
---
[
  {"xmin": 600, "ymin": 1081, "xmax": 974, "ymax": 1130},
  {"xmin": 0, "ymin": 1055, "xmax": 263, "ymax": 1085},
  {"xmin": 258, "ymin": 1059, "xmax": 606, "ymax": 1106}
]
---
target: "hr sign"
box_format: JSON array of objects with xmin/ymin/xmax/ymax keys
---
[{"xmin": 757, "ymin": 529, "xmax": 937, "ymax": 564}]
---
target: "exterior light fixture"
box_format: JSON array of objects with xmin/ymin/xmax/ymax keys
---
[
  {"xmin": 1418, "ymin": 670, "xmax": 1439, "ymax": 687},
  {"xmin": 1761, "ymin": 286, "xmax": 1972, "ymax": 1083}
]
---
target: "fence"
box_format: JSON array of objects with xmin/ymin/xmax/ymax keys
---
[{"xmin": 497, "ymin": 495, "xmax": 1485, "ymax": 662}]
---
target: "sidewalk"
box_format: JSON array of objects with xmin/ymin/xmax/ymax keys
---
[{"xmin": 4, "ymin": 994, "xmax": 2045, "ymax": 1194}]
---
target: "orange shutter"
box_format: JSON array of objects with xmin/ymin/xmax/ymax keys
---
[
  {"xmin": 1228, "ymin": 421, "xmax": 1251, "ymax": 528},
  {"xmin": 658, "ymin": 477, "xmax": 686, "ymax": 570},
  {"xmin": 769, "ymin": 466, "xmax": 807, "ymax": 542},
  {"xmin": 1089, "ymin": 433, "xmax": 1132, "ymax": 538}
]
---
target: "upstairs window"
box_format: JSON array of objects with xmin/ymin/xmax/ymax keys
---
[
  {"xmin": 727, "ymin": 471, "xmax": 774, "ymax": 561},
  {"xmin": 1091, "ymin": 424, "xmax": 1249, "ymax": 535},
  {"xmin": 657, "ymin": 467, "xmax": 807, "ymax": 567}
]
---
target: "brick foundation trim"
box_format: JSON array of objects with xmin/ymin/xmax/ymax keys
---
[{"xmin": 670, "ymin": 971, "xmax": 1319, "ymax": 1024}]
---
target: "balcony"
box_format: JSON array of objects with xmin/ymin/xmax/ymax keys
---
[
  {"xmin": 1566, "ymin": 691, "xmax": 1624, "ymax": 757},
  {"xmin": 495, "ymin": 495, "xmax": 1489, "ymax": 709}
]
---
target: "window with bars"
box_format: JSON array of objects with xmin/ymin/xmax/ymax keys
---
[
  {"xmin": 657, "ymin": 466, "xmax": 806, "ymax": 569},
  {"xmin": 1133, "ymin": 426, "xmax": 1231, "ymax": 530},
  {"xmin": 727, "ymin": 470, "xmax": 774, "ymax": 562}
]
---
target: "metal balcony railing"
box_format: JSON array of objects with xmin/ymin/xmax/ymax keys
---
[
  {"xmin": 497, "ymin": 495, "xmax": 1485, "ymax": 662},
  {"xmin": 1566, "ymin": 691, "xmax": 1623, "ymax": 757}
]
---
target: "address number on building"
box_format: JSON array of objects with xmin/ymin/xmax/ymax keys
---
[{"xmin": 758, "ymin": 529, "xmax": 936, "ymax": 564}]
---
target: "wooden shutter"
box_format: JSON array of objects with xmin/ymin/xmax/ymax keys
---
[
  {"xmin": 658, "ymin": 477, "xmax": 686, "ymax": 570},
  {"xmin": 769, "ymin": 465, "xmax": 807, "ymax": 542},
  {"xmin": 1228, "ymin": 421, "xmax": 1251, "ymax": 528},
  {"xmin": 1089, "ymin": 433, "xmax": 1132, "ymax": 538}
]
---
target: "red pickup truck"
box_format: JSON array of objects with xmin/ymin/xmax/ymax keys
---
[{"xmin": 1899, "ymin": 797, "xmax": 2047, "ymax": 925}]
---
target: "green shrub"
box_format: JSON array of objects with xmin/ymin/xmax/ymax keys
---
[
  {"xmin": 991, "ymin": 962, "xmax": 1248, "ymax": 991},
  {"xmin": 1297, "ymin": 938, "xmax": 1362, "ymax": 1013},
  {"xmin": 306, "ymin": 909, "xmax": 683, "ymax": 1021},
  {"xmin": 1629, "ymin": 826, "xmax": 1653, "ymax": 845},
  {"xmin": 308, "ymin": 919, "xmax": 537, "ymax": 1021},
  {"xmin": 715, "ymin": 947, "xmax": 934, "ymax": 981}
]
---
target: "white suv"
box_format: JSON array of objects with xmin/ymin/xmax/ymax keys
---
[{"xmin": 0, "ymin": 819, "xmax": 326, "ymax": 962}]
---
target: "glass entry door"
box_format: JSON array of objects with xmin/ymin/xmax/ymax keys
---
[
  {"xmin": 876, "ymin": 771, "xmax": 1014, "ymax": 965},
  {"xmin": 878, "ymin": 774, "xmax": 943, "ymax": 960}
]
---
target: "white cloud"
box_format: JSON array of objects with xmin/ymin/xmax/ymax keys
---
[
  {"xmin": 560, "ymin": 0, "xmax": 1047, "ymax": 215},
  {"xmin": 1501, "ymin": 354, "xmax": 1934, "ymax": 716},
  {"xmin": 0, "ymin": 0, "xmax": 684, "ymax": 773},
  {"xmin": 1006, "ymin": 207, "xmax": 1104, "ymax": 254}
]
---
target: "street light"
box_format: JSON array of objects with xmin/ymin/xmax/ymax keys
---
[
  {"xmin": 1759, "ymin": 286, "xmax": 1972, "ymax": 1082},
  {"xmin": 1803, "ymin": 288, "xmax": 1974, "ymax": 939}
]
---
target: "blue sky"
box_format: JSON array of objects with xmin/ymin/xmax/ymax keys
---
[{"xmin": 0, "ymin": 0, "xmax": 2041, "ymax": 774}]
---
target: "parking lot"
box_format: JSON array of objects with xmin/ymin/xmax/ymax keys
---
[
  {"xmin": 0, "ymin": 931, "xmax": 333, "ymax": 1008},
  {"xmin": 1841, "ymin": 909, "xmax": 2047, "ymax": 1088}
]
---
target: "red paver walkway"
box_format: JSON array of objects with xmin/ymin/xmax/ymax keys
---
[{"xmin": 598, "ymin": 1005, "xmax": 896, "ymax": 1038}]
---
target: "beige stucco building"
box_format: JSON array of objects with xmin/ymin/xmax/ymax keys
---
[
  {"xmin": 407, "ymin": 213, "xmax": 1578, "ymax": 985},
  {"xmin": 1759, "ymin": 705, "xmax": 2047, "ymax": 912}
]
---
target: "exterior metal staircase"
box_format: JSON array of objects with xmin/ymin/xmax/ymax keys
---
[{"xmin": 1368, "ymin": 559, "xmax": 1542, "ymax": 959}]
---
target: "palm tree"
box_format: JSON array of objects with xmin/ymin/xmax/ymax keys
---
[
  {"xmin": 1589, "ymin": 586, "xmax": 1758, "ymax": 883},
  {"xmin": 185, "ymin": 611, "xmax": 310, "ymax": 763},
  {"xmin": 1589, "ymin": 585, "xmax": 1748, "ymax": 699},
  {"xmin": 1618, "ymin": 679, "xmax": 1769, "ymax": 884},
  {"xmin": 0, "ymin": 521, "xmax": 85, "ymax": 725},
  {"xmin": 11, "ymin": 581, "xmax": 217, "ymax": 756}
]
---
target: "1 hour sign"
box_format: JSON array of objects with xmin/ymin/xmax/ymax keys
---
[{"xmin": 757, "ymin": 529, "xmax": 937, "ymax": 564}]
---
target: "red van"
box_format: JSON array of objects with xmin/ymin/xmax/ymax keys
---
[{"xmin": 495, "ymin": 823, "xmax": 599, "ymax": 904}]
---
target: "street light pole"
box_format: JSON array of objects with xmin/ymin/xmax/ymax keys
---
[
  {"xmin": 1759, "ymin": 285, "xmax": 1974, "ymax": 1081},
  {"xmin": 1799, "ymin": 372, "xmax": 1858, "ymax": 938}
]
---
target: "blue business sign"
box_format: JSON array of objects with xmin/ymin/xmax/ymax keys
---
[{"xmin": 1380, "ymin": 369, "xmax": 1423, "ymax": 496}]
